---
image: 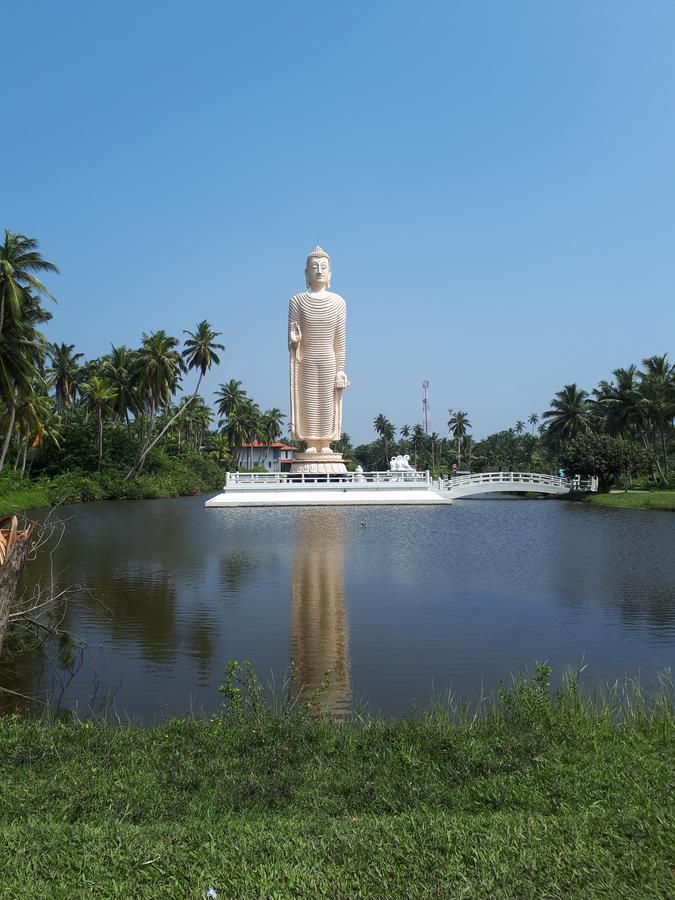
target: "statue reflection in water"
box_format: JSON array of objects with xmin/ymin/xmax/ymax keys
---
[{"xmin": 290, "ymin": 510, "xmax": 350, "ymax": 716}]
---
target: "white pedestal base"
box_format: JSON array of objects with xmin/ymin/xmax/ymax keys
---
[
  {"xmin": 205, "ymin": 470, "xmax": 451, "ymax": 507},
  {"xmin": 205, "ymin": 487, "xmax": 450, "ymax": 507}
]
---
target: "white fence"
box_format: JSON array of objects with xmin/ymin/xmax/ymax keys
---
[{"xmin": 225, "ymin": 470, "xmax": 431, "ymax": 491}]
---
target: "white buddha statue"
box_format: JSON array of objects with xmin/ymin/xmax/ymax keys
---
[{"xmin": 288, "ymin": 247, "xmax": 350, "ymax": 466}]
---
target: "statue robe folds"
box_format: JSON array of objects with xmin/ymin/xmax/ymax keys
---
[{"xmin": 288, "ymin": 292, "xmax": 346, "ymax": 443}]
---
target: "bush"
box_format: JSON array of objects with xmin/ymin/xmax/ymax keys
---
[{"xmin": 560, "ymin": 433, "xmax": 652, "ymax": 491}]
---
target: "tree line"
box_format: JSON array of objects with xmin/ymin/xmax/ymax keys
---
[
  {"xmin": 2, "ymin": 228, "xmax": 672, "ymax": 490},
  {"xmin": 352, "ymin": 360, "xmax": 673, "ymax": 489},
  {"xmin": 0, "ymin": 229, "xmax": 286, "ymax": 482}
]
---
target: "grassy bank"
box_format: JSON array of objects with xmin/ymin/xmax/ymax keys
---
[
  {"xmin": 0, "ymin": 454, "xmax": 224, "ymax": 517},
  {"xmin": 586, "ymin": 490, "xmax": 675, "ymax": 511},
  {"xmin": 1, "ymin": 669, "xmax": 673, "ymax": 898}
]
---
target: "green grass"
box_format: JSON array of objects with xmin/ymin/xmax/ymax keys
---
[
  {"xmin": 1, "ymin": 667, "xmax": 673, "ymax": 898},
  {"xmin": 587, "ymin": 490, "xmax": 675, "ymax": 511},
  {"xmin": 0, "ymin": 483, "xmax": 51, "ymax": 517}
]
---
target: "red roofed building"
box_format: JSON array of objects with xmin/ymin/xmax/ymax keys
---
[{"xmin": 236, "ymin": 442, "xmax": 298, "ymax": 471}]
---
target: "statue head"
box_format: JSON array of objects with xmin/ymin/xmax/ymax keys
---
[{"xmin": 305, "ymin": 245, "xmax": 332, "ymax": 289}]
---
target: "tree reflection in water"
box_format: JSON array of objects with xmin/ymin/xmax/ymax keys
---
[{"xmin": 290, "ymin": 510, "xmax": 350, "ymax": 717}]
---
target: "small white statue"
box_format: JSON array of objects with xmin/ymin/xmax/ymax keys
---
[
  {"xmin": 354, "ymin": 465, "xmax": 365, "ymax": 482},
  {"xmin": 389, "ymin": 454, "xmax": 413, "ymax": 472}
]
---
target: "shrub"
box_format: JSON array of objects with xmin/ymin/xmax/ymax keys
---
[{"xmin": 560, "ymin": 433, "xmax": 652, "ymax": 491}]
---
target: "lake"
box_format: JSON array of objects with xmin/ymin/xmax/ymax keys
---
[{"xmin": 1, "ymin": 494, "xmax": 673, "ymax": 721}]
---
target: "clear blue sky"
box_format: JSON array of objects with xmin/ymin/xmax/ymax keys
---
[{"xmin": 4, "ymin": 1, "xmax": 674, "ymax": 443}]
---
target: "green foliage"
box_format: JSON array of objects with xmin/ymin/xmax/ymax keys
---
[
  {"xmin": 472, "ymin": 430, "xmax": 547, "ymax": 473},
  {"xmin": 560, "ymin": 432, "xmax": 652, "ymax": 490},
  {"xmin": 0, "ymin": 668, "xmax": 673, "ymax": 897},
  {"xmin": 0, "ymin": 454, "xmax": 223, "ymax": 514}
]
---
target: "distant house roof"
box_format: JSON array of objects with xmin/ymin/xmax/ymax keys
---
[{"xmin": 239, "ymin": 442, "xmax": 297, "ymax": 451}]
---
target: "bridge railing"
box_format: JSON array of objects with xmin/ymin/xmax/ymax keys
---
[
  {"xmin": 225, "ymin": 470, "xmax": 431, "ymax": 489},
  {"xmin": 439, "ymin": 472, "xmax": 597, "ymax": 492}
]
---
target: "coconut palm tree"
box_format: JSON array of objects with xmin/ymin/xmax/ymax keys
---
[
  {"xmin": 215, "ymin": 379, "xmax": 248, "ymax": 422},
  {"xmin": 636, "ymin": 354, "xmax": 674, "ymax": 482},
  {"xmin": 80, "ymin": 376, "xmax": 118, "ymax": 466},
  {"xmin": 411, "ymin": 424, "xmax": 425, "ymax": 469},
  {"xmin": 528, "ymin": 413, "xmax": 539, "ymax": 434},
  {"xmin": 373, "ymin": 413, "xmax": 395, "ymax": 468},
  {"xmin": 0, "ymin": 230, "xmax": 58, "ymax": 338},
  {"xmin": 130, "ymin": 321, "xmax": 223, "ymax": 474},
  {"xmin": 542, "ymin": 384, "xmax": 594, "ymax": 445},
  {"xmin": 447, "ymin": 409, "xmax": 471, "ymax": 466},
  {"xmin": 101, "ymin": 345, "xmax": 138, "ymax": 436},
  {"xmin": 208, "ymin": 433, "xmax": 231, "ymax": 465},
  {"xmin": 47, "ymin": 342, "xmax": 83, "ymax": 415},
  {"xmin": 182, "ymin": 321, "xmax": 224, "ymax": 390},
  {"xmin": 0, "ymin": 294, "xmax": 48, "ymax": 470},
  {"xmin": 226, "ymin": 398, "xmax": 262, "ymax": 467},
  {"xmin": 515, "ymin": 420, "xmax": 525, "ymax": 435},
  {"xmin": 123, "ymin": 331, "xmax": 186, "ymax": 477},
  {"xmin": 260, "ymin": 407, "xmax": 286, "ymax": 463}
]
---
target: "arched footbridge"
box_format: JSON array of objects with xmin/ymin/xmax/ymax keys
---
[{"xmin": 439, "ymin": 471, "xmax": 598, "ymax": 499}]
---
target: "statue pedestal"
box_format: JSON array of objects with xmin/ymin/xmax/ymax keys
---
[{"xmin": 290, "ymin": 452, "xmax": 347, "ymax": 475}]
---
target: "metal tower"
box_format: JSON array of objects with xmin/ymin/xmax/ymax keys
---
[{"xmin": 422, "ymin": 380, "xmax": 430, "ymax": 435}]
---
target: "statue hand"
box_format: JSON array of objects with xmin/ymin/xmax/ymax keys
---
[
  {"xmin": 335, "ymin": 371, "xmax": 350, "ymax": 390},
  {"xmin": 290, "ymin": 322, "xmax": 302, "ymax": 347}
]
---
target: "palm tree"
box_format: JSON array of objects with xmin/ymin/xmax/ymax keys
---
[
  {"xmin": 124, "ymin": 331, "xmax": 186, "ymax": 477},
  {"xmin": 447, "ymin": 409, "xmax": 471, "ymax": 466},
  {"xmin": 80, "ymin": 376, "xmax": 118, "ymax": 466},
  {"xmin": 226, "ymin": 398, "xmax": 262, "ymax": 467},
  {"xmin": 335, "ymin": 432, "xmax": 353, "ymax": 456},
  {"xmin": 47, "ymin": 342, "xmax": 83, "ymax": 414},
  {"xmin": 542, "ymin": 384, "xmax": 594, "ymax": 445},
  {"xmin": 14, "ymin": 391, "xmax": 62, "ymax": 476},
  {"xmin": 215, "ymin": 379, "xmax": 248, "ymax": 421},
  {"xmin": 528, "ymin": 413, "xmax": 539, "ymax": 434},
  {"xmin": 260, "ymin": 407, "xmax": 286, "ymax": 463},
  {"xmin": 0, "ymin": 294, "xmax": 48, "ymax": 470},
  {"xmin": 400, "ymin": 424, "xmax": 411, "ymax": 439},
  {"xmin": 101, "ymin": 345, "xmax": 138, "ymax": 436},
  {"xmin": 182, "ymin": 321, "xmax": 224, "ymax": 391},
  {"xmin": 411, "ymin": 424, "xmax": 425, "ymax": 469},
  {"xmin": 130, "ymin": 320, "xmax": 223, "ymax": 474},
  {"xmin": 208, "ymin": 433, "xmax": 231, "ymax": 465},
  {"xmin": 637, "ymin": 354, "xmax": 674, "ymax": 482},
  {"xmin": 373, "ymin": 413, "xmax": 395, "ymax": 468},
  {"xmin": 515, "ymin": 420, "xmax": 525, "ymax": 435},
  {"xmin": 0, "ymin": 230, "xmax": 58, "ymax": 337}
]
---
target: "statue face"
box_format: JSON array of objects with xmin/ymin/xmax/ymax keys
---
[{"xmin": 306, "ymin": 256, "xmax": 331, "ymax": 289}]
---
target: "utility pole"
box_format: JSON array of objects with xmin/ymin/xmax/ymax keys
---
[{"xmin": 422, "ymin": 380, "xmax": 430, "ymax": 435}]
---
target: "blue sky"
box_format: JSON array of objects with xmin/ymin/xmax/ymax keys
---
[{"xmin": 4, "ymin": 1, "xmax": 674, "ymax": 443}]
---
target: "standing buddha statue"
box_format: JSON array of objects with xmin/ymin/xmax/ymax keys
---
[{"xmin": 288, "ymin": 246, "xmax": 350, "ymax": 473}]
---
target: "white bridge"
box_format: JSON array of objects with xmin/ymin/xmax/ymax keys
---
[
  {"xmin": 205, "ymin": 470, "xmax": 597, "ymax": 507},
  {"xmin": 439, "ymin": 471, "xmax": 597, "ymax": 499}
]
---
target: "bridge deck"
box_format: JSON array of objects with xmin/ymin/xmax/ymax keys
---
[{"xmin": 439, "ymin": 472, "xmax": 596, "ymax": 499}]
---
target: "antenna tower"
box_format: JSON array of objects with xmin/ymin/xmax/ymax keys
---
[{"xmin": 422, "ymin": 380, "xmax": 430, "ymax": 435}]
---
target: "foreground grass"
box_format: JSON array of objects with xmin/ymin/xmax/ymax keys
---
[
  {"xmin": 587, "ymin": 490, "xmax": 675, "ymax": 511},
  {"xmin": 1, "ymin": 670, "xmax": 673, "ymax": 898}
]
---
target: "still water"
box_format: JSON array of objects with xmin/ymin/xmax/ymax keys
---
[{"xmin": 1, "ymin": 495, "xmax": 674, "ymax": 721}]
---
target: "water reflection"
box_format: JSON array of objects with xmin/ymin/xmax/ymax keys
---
[
  {"xmin": 290, "ymin": 510, "xmax": 350, "ymax": 715},
  {"xmin": 1, "ymin": 497, "xmax": 674, "ymax": 722}
]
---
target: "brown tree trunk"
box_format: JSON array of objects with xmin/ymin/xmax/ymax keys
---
[
  {"xmin": 0, "ymin": 403, "xmax": 16, "ymax": 471},
  {"xmin": 0, "ymin": 518, "xmax": 35, "ymax": 657}
]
